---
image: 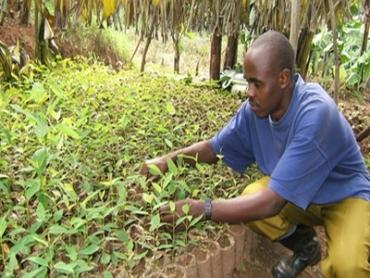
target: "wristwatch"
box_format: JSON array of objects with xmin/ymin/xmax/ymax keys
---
[{"xmin": 204, "ymin": 198, "xmax": 212, "ymax": 220}]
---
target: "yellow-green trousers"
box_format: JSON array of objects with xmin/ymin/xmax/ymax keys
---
[{"xmin": 242, "ymin": 176, "xmax": 370, "ymax": 278}]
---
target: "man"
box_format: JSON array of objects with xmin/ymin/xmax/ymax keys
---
[{"xmin": 141, "ymin": 30, "xmax": 370, "ymax": 278}]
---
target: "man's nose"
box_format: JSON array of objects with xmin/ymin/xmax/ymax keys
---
[{"xmin": 247, "ymin": 86, "xmax": 255, "ymax": 99}]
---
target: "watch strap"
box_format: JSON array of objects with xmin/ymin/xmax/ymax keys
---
[{"xmin": 204, "ymin": 198, "xmax": 212, "ymax": 220}]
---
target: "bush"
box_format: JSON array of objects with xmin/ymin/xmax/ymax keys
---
[{"xmin": 57, "ymin": 25, "xmax": 132, "ymax": 70}]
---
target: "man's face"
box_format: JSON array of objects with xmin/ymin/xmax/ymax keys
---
[{"xmin": 243, "ymin": 48, "xmax": 285, "ymax": 120}]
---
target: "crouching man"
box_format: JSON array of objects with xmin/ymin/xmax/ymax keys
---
[{"xmin": 141, "ymin": 30, "xmax": 370, "ymax": 278}]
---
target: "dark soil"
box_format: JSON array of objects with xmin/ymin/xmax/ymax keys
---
[
  {"xmin": 218, "ymin": 234, "xmax": 232, "ymax": 248},
  {"xmin": 0, "ymin": 18, "xmax": 127, "ymax": 70},
  {"xmin": 340, "ymin": 101, "xmax": 370, "ymax": 156},
  {"xmin": 0, "ymin": 18, "xmax": 35, "ymax": 57}
]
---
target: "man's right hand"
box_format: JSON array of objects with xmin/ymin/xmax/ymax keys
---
[
  {"xmin": 140, "ymin": 140, "xmax": 217, "ymax": 178},
  {"xmin": 140, "ymin": 157, "xmax": 169, "ymax": 178}
]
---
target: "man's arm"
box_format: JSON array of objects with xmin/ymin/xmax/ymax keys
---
[
  {"xmin": 160, "ymin": 188, "xmax": 286, "ymax": 224},
  {"xmin": 140, "ymin": 139, "xmax": 218, "ymax": 176}
]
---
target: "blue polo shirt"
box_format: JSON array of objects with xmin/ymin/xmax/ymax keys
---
[{"xmin": 211, "ymin": 74, "xmax": 370, "ymax": 209}]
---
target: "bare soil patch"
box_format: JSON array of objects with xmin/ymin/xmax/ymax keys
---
[{"xmin": 0, "ymin": 18, "xmax": 35, "ymax": 57}]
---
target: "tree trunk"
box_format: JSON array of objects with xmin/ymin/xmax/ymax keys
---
[
  {"xmin": 0, "ymin": 0, "xmax": 7, "ymax": 25},
  {"xmin": 96, "ymin": 4, "xmax": 101, "ymax": 27},
  {"xmin": 87, "ymin": 0, "xmax": 93, "ymax": 25},
  {"xmin": 186, "ymin": 0, "xmax": 196, "ymax": 31},
  {"xmin": 360, "ymin": 1, "xmax": 369, "ymax": 83},
  {"xmin": 357, "ymin": 125, "xmax": 370, "ymax": 142},
  {"xmin": 129, "ymin": 33, "xmax": 143, "ymax": 63},
  {"xmin": 361, "ymin": 3, "xmax": 370, "ymax": 55},
  {"xmin": 20, "ymin": 0, "xmax": 31, "ymax": 25},
  {"xmin": 321, "ymin": 52, "xmax": 329, "ymax": 78},
  {"xmin": 55, "ymin": 2, "xmax": 68, "ymax": 30},
  {"xmin": 195, "ymin": 59, "xmax": 200, "ymax": 76},
  {"xmin": 289, "ymin": 0, "xmax": 301, "ymax": 61},
  {"xmin": 210, "ymin": 17, "xmax": 222, "ymax": 80},
  {"xmin": 0, "ymin": 13, "xmax": 4, "ymax": 26},
  {"xmin": 296, "ymin": 1, "xmax": 314, "ymax": 78},
  {"xmin": 140, "ymin": 13, "xmax": 156, "ymax": 72},
  {"xmin": 173, "ymin": 35, "xmax": 180, "ymax": 74},
  {"xmin": 112, "ymin": 13, "xmax": 118, "ymax": 30},
  {"xmin": 34, "ymin": 0, "xmax": 40, "ymax": 60},
  {"xmin": 328, "ymin": 0, "xmax": 340, "ymax": 103},
  {"xmin": 223, "ymin": 32, "xmax": 239, "ymax": 70},
  {"xmin": 296, "ymin": 27, "xmax": 314, "ymax": 78}
]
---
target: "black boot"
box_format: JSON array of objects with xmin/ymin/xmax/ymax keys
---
[{"xmin": 271, "ymin": 225, "xmax": 321, "ymax": 278}]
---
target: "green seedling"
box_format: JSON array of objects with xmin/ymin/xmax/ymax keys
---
[{"xmin": 0, "ymin": 57, "xmax": 262, "ymax": 276}]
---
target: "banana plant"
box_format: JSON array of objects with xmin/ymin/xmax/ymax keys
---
[
  {"xmin": 0, "ymin": 0, "xmax": 7, "ymax": 25},
  {"xmin": 0, "ymin": 40, "xmax": 13, "ymax": 80},
  {"xmin": 0, "ymin": 40, "xmax": 30, "ymax": 81}
]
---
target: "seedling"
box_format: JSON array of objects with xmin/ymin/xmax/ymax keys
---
[{"xmin": 0, "ymin": 58, "xmax": 251, "ymax": 276}]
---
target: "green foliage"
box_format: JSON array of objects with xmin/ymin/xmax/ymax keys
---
[
  {"xmin": 240, "ymin": 12, "xmax": 368, "ymax": 97},
  {"xmin": 310, "ymin": 16, "xmax": 369, "ymax": 94},
  {"xmin": 0, "ymin": 58, "xmax": 247, "ymax": 276},
  {"xmin": 0, "ymin": 40, "xmax": 30, "ymax": 82}
]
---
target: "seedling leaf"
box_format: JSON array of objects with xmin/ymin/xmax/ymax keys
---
[
  {"xmin": 22, "ymin": 266, "xmax": 47, "ymax": 278},
  {"xmin": 48, "ymin": 225, "xmax": 68, "ymax": 235},
  {"xmin": 149, "ymin": 213, "xmax": 161, "ymax": 232},
  {"xmin": 166, "ymin": 159, "xmax": 178, "ymax": 175},
  {"xmin": 166, "ymin": 102, "xmax": 176, "ymax": 115},
  {"xmin": 169, "ymin": 201, "xmax": 176, "ymax": 212},
  {"xmin": 182, "ymin": 204, "xmax": 190, "ymax": 215},
  {"xmin": 0, "ymin": 216, "xmax": 7, "ymax": 239},
  {"xmin": 103, "ymin": 271, "xmax": 114, "ymax": 278},
  {"xmin": 80, "ymin": 244, "xmax": 100, "ymax": 255},
  {"xmin": 164, "ymin": 138, "xmax": 173, "ymax": 148},
  {"xmin": 148, "ymin": 164, "xmax": 163, "ymax": 176},
  {"xmin": 54, "ymin": 261, "xmax": 76, "ymax": 274},
  {"xmin": 26, "ymin": 256, "xmax": 49, "ymax": 267}
]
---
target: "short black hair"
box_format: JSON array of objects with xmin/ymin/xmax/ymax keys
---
[{"xmin": 250, "ymin": 30, "xmax": 295, "ymax": 74}]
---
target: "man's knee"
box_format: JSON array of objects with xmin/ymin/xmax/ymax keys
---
[
  {"xmin": 246, "ymin": 216, "xmax": 293, "ymax": 241},
  {"xmin": 242, "ymin": 176, "xmax": 271, "ymax": 195},
  {"xmin": 241, "ymin": 177, "xmax": 295, "ymax": 241},
  {"xmin": 325, "ymin": 248, "xmax": 369, "ymax": 277}
]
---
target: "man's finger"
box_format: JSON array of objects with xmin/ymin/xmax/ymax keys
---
[
  {"xmin": 159, "ymin": 205, "xmax": 170, "ymax": 214},
  {"xmin": 160, "ymin": 214, "xmax": 175, "ymax": 223},
  {"xmin": 139, "ymin": 164, "xmax": 150, "ymax": 178}
]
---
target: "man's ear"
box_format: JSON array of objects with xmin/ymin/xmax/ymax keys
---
[{"xmin": 279, "ymin": 69, "xmax": 291, "ymax": 89}]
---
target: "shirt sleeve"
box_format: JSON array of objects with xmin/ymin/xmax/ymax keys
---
[
  {"xmin": 269, "ymin": 98, "xmax": 345, "ymax": 209},
  {"xmin": 210, "ymin": 103, "xmax": 255, "ymax": 173}
]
